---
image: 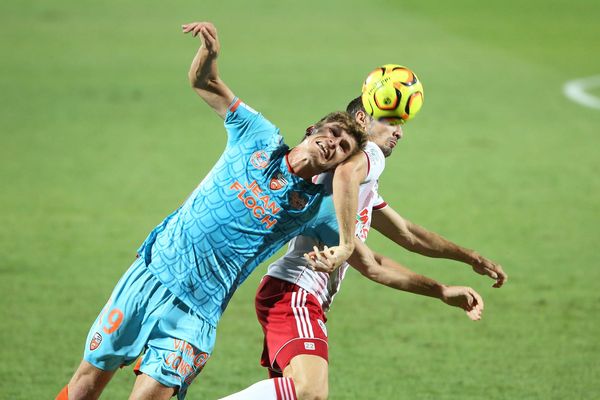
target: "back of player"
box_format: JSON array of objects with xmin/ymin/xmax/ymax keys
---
[{"xmin": 256, "ymin": 141, "xmax": 386, "ymax": 375}]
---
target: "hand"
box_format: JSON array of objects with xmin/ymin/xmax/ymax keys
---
[
  {"xmin": 303, "ymin": 245, "xmax": 350, "ymax": 273},
  {"xmin": 470, "ymin": 254, "xmax": 507, "ymax": 288},
  {"xmin": 441, "ymin": 286, "xmax": 484, "ymax": 321},
  {"xmin": 182, "ymin": 22, "xmax": 220, "ymax": 56}
]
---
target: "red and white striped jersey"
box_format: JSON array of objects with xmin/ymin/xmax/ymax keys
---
[{"xmin": 265, "ymin": 141, "xmax": 387, "ymax": 311}]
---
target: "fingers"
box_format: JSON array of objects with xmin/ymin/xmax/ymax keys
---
[
  {"xmin": 303, "ymin": 253, "xmax": 317, "ymax": 270},
  {"xmin": 181, "ymin": 22, "xmax": 218, "ymax": 39},
  {"xmin": 323, "ymin": 245, "xmax": 339, "ymax": 267},
  {"xmin": 181, "ymin": 22, "xmax": 204, "ymax": 36},
  {"xmin": 492, "ymin": 265, "xmax": 508, "ymax": 288},
  {"xmin": 200, "ymin": 26, "xmax": 216, "ymax": 42},
  {"xmin": 318, "ymin": 246, "xmax": 336, "ymax": 271},
  {"xmin": 466, "ymin": 307, "xmax": 482, "ymax": 321},
  {"xmin": 303, "ymin": 246, "xmax": 334, "ymax": 273},
  {"xmin": 202, "ymin": 23, "xmax": 218, "ymax": 39},
  {"xmin": 465, "ymin": 288, "xmax": 484, "ymax": 321},
  {"xmin": 470, "ymin": 288, "xmax": 484, "ymax": 311},
  {"xmin": 473, "ymin": 258, "xmax": 508, "ymax": 288}
]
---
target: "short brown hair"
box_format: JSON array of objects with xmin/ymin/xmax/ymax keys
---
[
  {"xmin": 345, "ymin": 96, "xmax": 365, "ymax": 117},
  {"xmin": 308, "ymin": 111, "xmax": 367, "ymax": 153}
]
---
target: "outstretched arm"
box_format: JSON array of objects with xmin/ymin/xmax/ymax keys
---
[
  {"xmin": 183, "ymin": 21, "xmax": 235, "ymax": 119},
  {"xmin": 371, "ymin": 205, "xmax": 507, "ymax": 288},
  {"xmin": 307, "ymin": 239, "xmax": 484, "ymax": 320}
]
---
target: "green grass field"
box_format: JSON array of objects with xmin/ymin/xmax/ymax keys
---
[{"xmin": 1, "ymin": 0, "xmax": 599, "ymax": 398}]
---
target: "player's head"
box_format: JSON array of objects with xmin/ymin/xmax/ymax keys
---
[
  {"xmin": 346, "ymin": 96, "xmax": 403, "ymax": 157},
  {"xmin": 300, "ymin": 111, "xmax": 367, "ymax": 172}
]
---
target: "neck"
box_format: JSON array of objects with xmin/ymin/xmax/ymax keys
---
[{"xmin": 287, "ymin": 148, "xmax": 319, "ymax": 181}]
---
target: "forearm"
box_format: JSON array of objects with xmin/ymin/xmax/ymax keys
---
[
  {"xmin": 188, "ymin": 45, "xmax": 220, "ymax": 91},
  {"xmin": 372, "ymin": 207, "xmax": 476, "ymax": 264},
  {"xmin": 402, "ymin": 221, "xmax": 476, "ymax": 263},
  {"xmin": 348, "ymin": 241, "xmax": 485, "ymax": 320},
  {"xmin": 332, "ymin": 153, "xmax": 367, "ymax": 253},
  {"xmin": 348, "ymin": 242, "xmax": 444, "ymax": 300},
  {"xmin": 333, "ymin": 170, "xmax": 358, "ymax": 252},
  {"xmin": 183, "ymin": 22, "xmax": 234, "ymax": 118},
  {"xmin": 368, "ymin": 253, "xmax": 445, "ymax": 299},
  {"xmin": 371, "ymin": 207, "xmax": 506, "ymax": 287}
]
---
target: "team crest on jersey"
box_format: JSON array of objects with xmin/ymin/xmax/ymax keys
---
[
  {"xmin": 289, "ymin": 191, "xmax": 308, "ymax": 210},
  {"xmin": 90, "ymin": 332, "xmax": 103, "ymax": 351},
  {"xmin": 269, "ymin": 172, "xmax": 288, "ymax": 191},
  {"xmin": 250, "ymin": 150, "xmax": 270, "ymax": 169},
  {"xmin": 317, "ymin": 319, "xmax": 328, "ymax": 337}
]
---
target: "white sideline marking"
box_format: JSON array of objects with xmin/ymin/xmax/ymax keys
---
[{"xmin": 563, "ymin": 75, "xmax": 600, "ymax": 110}]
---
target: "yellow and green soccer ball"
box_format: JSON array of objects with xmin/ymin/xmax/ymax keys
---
[{"xmin": 361, "ymin": 64, "xmax": 424, "ymax": 125}]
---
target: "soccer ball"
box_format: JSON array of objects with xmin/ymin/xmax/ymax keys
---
[{"xmin": 361, "ymin": 64, "xmax": 424, "ymax": 125}]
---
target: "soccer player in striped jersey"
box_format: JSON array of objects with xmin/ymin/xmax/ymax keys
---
[
  {"xmin": 219, "ymin": 97, "xmax": 507, "ymax": 400},
  {"xmin": 57, "ymin": 21, "xmax": 369, "ymax": 400}
]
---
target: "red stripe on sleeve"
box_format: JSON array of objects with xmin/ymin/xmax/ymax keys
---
[
  {"xmin": 373, "ymin": 201, "xmax": 388, "ymax": 210},
  {"xmin": 229, "ymin": 98, "xmax": 242, "ymax": 113}
]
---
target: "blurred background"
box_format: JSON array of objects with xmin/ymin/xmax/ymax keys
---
[{"xmin": 1, "ymin": 0, "xmax": 599, "ymax": 398}]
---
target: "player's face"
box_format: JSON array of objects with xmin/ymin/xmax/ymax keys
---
[
  {"xmin": 365, "ymin": 117, "xmax": 403, "ymax": 157},
  {"xmin": 306, "ymin": 122, "xmax": 357, "ymax": 170}
]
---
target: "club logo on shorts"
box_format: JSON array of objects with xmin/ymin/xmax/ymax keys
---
[
  {"xmin": 250, "ymin": 151, "xmax": 270, "ymax": 169},
  {"xmin": 304, "ymin": 342, "xmax": 316, "ymax": 351},
  {"xmin": 289, "ymin": 191, "xmax": 308, "ymax": 210},
  {"xmin": 317, "ymin": 319, "xmax": 328, "ymax": 337},
  {"xmin": 269, "ymin": 172, "xmax": 288, "ymax": 191},
  {"xmin": 90, "ymin": 332, "xmax": 103, "ymax": 351}
]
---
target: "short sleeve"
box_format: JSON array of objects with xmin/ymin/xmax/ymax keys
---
[
  {"xmin": 224, "ymin": 98, "xmax": 280, "ymax": 146},
  {"xmin": 372, "ymin": 188, "xmax": 387, "ymax": 210}
]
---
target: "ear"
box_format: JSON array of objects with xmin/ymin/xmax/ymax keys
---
[
  {"xmin": 354, "ymin": 111, "xmax": 368, "ymax": 129},
  {"xmin": 305, "ymin": 125, "xmax": 316, "ymax": 137}
]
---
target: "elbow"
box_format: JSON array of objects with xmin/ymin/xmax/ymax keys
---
[
  {"xmin": 189, "ymin": 73, "xmax": 207, "ymax": 89},
  {"xmin": 189, "ymin": 75, "xmax": 221, "ymax": 96},
  {"xmin": 188, "ymin": 68, "xmax": 212, "ymax": 90}
]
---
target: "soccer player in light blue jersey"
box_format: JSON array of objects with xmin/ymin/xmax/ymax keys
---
[{"xmin": 57, "ymin": 21, "xmax": 367, "ymax": 400}]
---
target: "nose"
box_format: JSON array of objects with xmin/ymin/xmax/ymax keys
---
[
  {"xmin": 326, "ymin": 137, "xmax": 338, "ymax": 148},
  {"xmin": 393, "ymin": 126, "xmax": 403, "ymax": 140}
]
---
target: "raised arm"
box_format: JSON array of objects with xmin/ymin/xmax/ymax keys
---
[
  {"xmin": 371, "ymin": 205, "xmax": 507, "ymax": 288},
  {"xmin": 182, "ymin": 21, "xmax": 235, "ymax": 119},
  {"xmin": 307, "ymin": 239, "xmax": 484, "ymax": 320},
  {"xmin": 325, "ymin": 151, "xmax": 368, "ymax": 269}
]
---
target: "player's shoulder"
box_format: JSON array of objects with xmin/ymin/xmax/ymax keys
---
[
  {"xmin": 224, "ymin": 98, "xmax": 280, "ymax": 146},
  {"xmin": 225, "ymin": 98, "xmax": 274, "ymax": 128},
  {"xmin": 362, "ymin": 141, "xmax": 385, "ymax": 182}
]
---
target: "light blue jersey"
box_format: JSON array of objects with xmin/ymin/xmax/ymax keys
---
[{"xmin": 138, "ymin": 98, "xmax": 339, "ymax": 327}]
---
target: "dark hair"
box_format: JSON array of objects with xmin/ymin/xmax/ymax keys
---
[
  {"xmin": 308, "ymin": 111, "xmax": 367, "ymax": 153},
  {"xmin": 345, "ymin": 96, "xmax": 365, "ymax": 117}
]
